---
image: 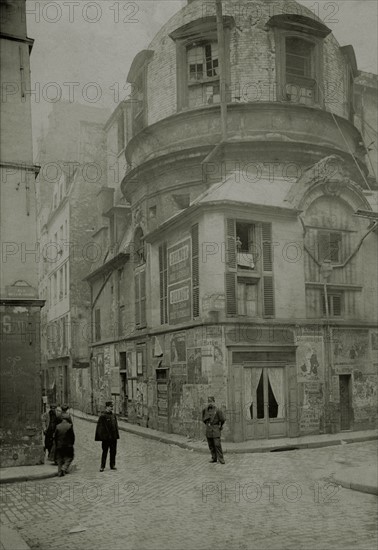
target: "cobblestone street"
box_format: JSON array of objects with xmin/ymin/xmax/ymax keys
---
[{"xmin": 1, "ymin": 418, "xmax": 377, "ymax": 550}]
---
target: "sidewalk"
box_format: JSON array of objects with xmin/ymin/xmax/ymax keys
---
[{"xmin": 0, "ymin": 526, "xmax": 30, "ymax": 550}]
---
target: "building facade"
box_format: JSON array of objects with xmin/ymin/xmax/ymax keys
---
[
  {"xmin": 0, "ymin": 0, "xmax": 45, "ymax": 466},
  {"xmin": 36, "ymin": 103, "xmax": 109, "ymax": 412},
  {"xmin": 86, "ymin": 0, "xmax": 377, "ymax": 441}
]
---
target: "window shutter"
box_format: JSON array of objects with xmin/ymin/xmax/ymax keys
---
[
  {"xmin": 159, "ymin": 244, "xmax": 166, "ymax": 324},
  {"xmin": 225, "ymin": 272, "xmax": 237, "ymax": 316},
  {"xmin": 135, "ymin": 272, "xmax": 140, "ymax": 326},
  {"xmin": 261, "ymin": 223, "xmax": 275, "ymax": 317},
  {"xmin": 263, "ymin": 276, "xmax": 275, "ymax": 317},
  {"xmin": 262, "ymin": 222, "xmax": 273, "ymax": 271},
  {"xmin": 140, "ymin": 269, "xmax": 146, "ymax": 327},
  {"xmin": 226, "ymin": 218, "xmax": 237, "ymax": 269},
  {"xmin": 191, "ymin": 224, "xmax": 199, "ymax": 318}
]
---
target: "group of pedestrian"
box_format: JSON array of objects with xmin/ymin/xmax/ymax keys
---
[
  {"xmin": 42, "ymin": 397, "xmax": 226, "ymax": 476},
  {"xmin": 43, "ymin": 403, "xmax": 75, "ymax": 476}
]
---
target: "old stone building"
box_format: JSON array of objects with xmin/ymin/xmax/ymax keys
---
[
  {"xmin": 36, "ymin": 102, "xmax": 109, "ymax": 411},
  {"xmin": 86, "ymin": 0, "xmax": 377, "ymax": 441},
  {"xmin": 0, "ymin": 0, "xmax": 44, "ymax": 466}
]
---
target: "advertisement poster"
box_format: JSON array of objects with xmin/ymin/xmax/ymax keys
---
[{"xmin": 168, "ymin": 239, "xmax": 192, "ymax": 324}]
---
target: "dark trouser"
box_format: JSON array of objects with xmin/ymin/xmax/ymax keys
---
[
  {"xmin": 207, "ymin": 437, "xmax": 224, "ymax": 462},
  {"xmin": 56, "ymin": 447, "xmax": 74, "ymax": 473},
  {"xmin": 101, "ymin": 440, "xmax": 117, "ymax": 468}
]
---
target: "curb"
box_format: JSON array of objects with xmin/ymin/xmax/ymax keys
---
[
  {"xmin": 333, "ymin": 477, "xmax": 378, "ymax": 496},
  {"xmin": 0, "ymin": 471, "xmax": 57, "ymax": 485}
]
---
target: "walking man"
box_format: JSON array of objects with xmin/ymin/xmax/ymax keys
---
[
  {"xmin": 202, "ymin": 399, "xmax": 226, "ymax": 464},
  {"xmin": 54, "ymin": 416, "xmax": 75, "ymax": 477},
  {"xmin": 95, "ymin": 401, "xmax": 119, "ymax": 471}
]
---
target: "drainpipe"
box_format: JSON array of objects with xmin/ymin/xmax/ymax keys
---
[
  {"xmin": 215, "ymin": 0, "xmax": 227, "ymax": 142},
  {"xmin": 202, "ymin": 1, "xmax": 228, "ymax": 173}
]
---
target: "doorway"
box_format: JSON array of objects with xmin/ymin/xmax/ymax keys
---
[
  {"xmin": 244, "ymin": 367, "xmax": 287, "ymax": 439},
  {"xmin": 339, "ymin": 374, "xmax": 352, "ymax": 430}
]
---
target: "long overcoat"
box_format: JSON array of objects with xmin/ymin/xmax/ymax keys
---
[{"xmin": 95, "ymin": 411, "xmax": 120, "ymax": 442}]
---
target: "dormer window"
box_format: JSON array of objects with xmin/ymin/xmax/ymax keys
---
[
  {"xmin": 267, "ymin": 14, "xmax": 331, "ymax": 107},
  {"xmin": 170, "ymin": 16, "xmax": 234, "ymax": 111}
]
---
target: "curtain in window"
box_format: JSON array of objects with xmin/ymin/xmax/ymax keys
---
[
  {"xmin": 267, "ymin": 368, "xmax": 284, "ymax": 418},
  {"xmin": 244, "ymin": 368, "xmax": 262, "ymax": 420}
]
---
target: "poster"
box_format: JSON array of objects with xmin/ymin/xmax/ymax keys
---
[
  {"xmin": 171, "ymin": 332, "xmax": 187, "ymax": 363},
  {"xmin": 296, "ymin": 336, "xmax": 324, "ymax": 382},
  {"xmin": 167, "ymin": 238, "xmax": 192, "ymax": 324}
]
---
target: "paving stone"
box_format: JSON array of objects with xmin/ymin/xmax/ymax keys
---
[{"xmin": 0, "ymin": 417, "xmax": 376, "ymax": 550}]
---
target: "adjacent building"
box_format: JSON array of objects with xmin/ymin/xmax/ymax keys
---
[
  {"xmin": 36, "ymin": 102, "xmax": 109, "ymax": 412},
  {"xmin": 0, "ymin": 0, "xmax": 44, "ymax": 466},
  {"xmin": 86, "ymin": 0, "xmax": 378, "ymax": 441}
]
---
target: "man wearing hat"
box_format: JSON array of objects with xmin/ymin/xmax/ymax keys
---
[
  {"xmin": 202, "ymin": 398, "xmax": 226, "ymax": 464},
  {"xmin": 95, "ymin": 401, "xmax": 120, "ymax": 471},
  {"xmin": 61, "ymin": 404, "xmax": 73, "ymax": 424}
]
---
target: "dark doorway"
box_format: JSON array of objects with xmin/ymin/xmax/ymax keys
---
[{"xmin": 339, "ymin": 375, "xmax": 352, "ymax": 430}]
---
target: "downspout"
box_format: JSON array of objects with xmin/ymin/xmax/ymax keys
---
[{"xmin": 202, "ymin": 0, "xmax": 228, "ymax": 168}]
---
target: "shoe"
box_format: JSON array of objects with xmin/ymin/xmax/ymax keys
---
[
  {"xmin": 209, "ymin": 459, "xmax": 217, "ymax": 463},
  {"xmin": 57, "ymin": 471, "xmax": 65, "ymax": 477},
  {"xmin": 110, "ymin": 467, "xmax": 117, "ymax": 470},
  {"xmin": 99, "ymin": 468, "xmax": 105, "ymax": 472},
  {"xmin": 219, "ymin": 459, "xmax": 225, "ymax": 464}
]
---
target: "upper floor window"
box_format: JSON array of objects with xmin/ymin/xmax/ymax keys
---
[
  {"xmin": 169, "ymin": 16, "xmax": 234, "ymax": 111},
  {"xmin": 322, "ymin": 292, "xmax": 343, "ymax": 317},
  {"xmin": 267, "ymin": 14, "xmax": 331, "ymax": 107},
  {"xmin": 317, "ymin": 231, "xmax": 342, "ymax": 263},
  {"xmin": 127, "ymin": 50, "xmax": 154, "ymax": 137}
]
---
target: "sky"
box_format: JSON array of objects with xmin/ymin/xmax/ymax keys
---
[{"xmin": 26, "ymin": 0, "xmax": 378, "ymax": 153}]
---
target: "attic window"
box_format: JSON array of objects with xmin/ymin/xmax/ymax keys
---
[{"xmin": 170, "ymin": 16, "xmax": 234, "ymax": 111}]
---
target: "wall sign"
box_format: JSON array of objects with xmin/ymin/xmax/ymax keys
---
[{"xmin": 167, "ymin": 239, "xmax": 192, "ymax": 325}]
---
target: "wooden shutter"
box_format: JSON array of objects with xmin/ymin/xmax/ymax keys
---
[
  {"xmin": 135, "ymin": 272, "xmax": 140, "ymax": 326},
  {"xmin": 263, "ymin": 276, "xmax": 275, "ymax": 317},
  {"xmin": 140, "ymin": 269, "xmax": 146, "ymax": 327},
  {"xmin": 226, "ymin": 219, "xmax": 237, "ymax": 269},
  {"xmin": 225, "ymin": 219, "xmax": 237, "ymax": 316},
  {"xmin": 225, "ymin": 272, "xmax": 237, "ymax": 316},
  {"xmin": 191, "ymin": 224, "xmax": 199, "ymax": 318},
  {"xmin": 261, "ymin": 222, "xmax": 275, "ymax": 317},
  {"xmin": 262, "ymin": 222, "xmax": 273, "ymax": 271},
  {"xmin": 95, "ymin": 308, "xmax": 101, "ymax": 341}
]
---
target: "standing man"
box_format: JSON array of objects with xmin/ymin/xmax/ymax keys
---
[
  {"xmin": 95, "ymin": 401, "xmax": 120, "ymax": 471},
  {"xmin": 54, "ymin": 416, "xmax": 75, "ymax": 477},
  {"xmin": 202, "ymin": 399, "xmax": 226, "ymax": 464}
]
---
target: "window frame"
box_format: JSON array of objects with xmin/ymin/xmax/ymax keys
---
[
  {"xmin": 273, "ymin": 29, "xmax": 324, "ymax": 107},
  {"xmin": 170, "ymin": 17, "xmax": 233, "ymax": 111},
  {"xmin": 317, "ymin": 230, "xmax": 342, "ymax": 264},
  {"xmin": 322, "ymin": 292, "xmax": 343, "ymax": 317}
]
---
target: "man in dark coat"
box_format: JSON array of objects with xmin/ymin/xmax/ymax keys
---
[
  {"xmin": 44, "ymin": 404, "xmax": 59, "ymax": 461},
  {"xmin": 54, "ymin": 417, "xmax": 75, "ymax": 477},
  {"xmin": 95, "ymin": 401, "xmax": 120, "ymax": 471},
  {"xmin": 202, "ymin": 401, "xmax": 226, "ymax": 464}
]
